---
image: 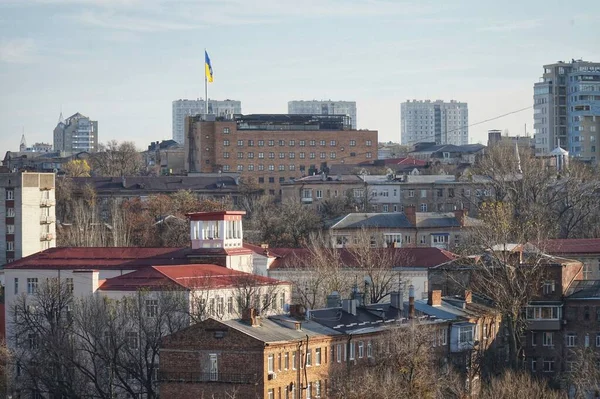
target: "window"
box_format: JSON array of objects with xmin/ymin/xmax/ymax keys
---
[
  {"xmin": 258, "ymin": 140, "xmax": 264, "ymax": 146},
  {"xmin": 7, "ymin": 207, "xmax": 14, "ymax": 217},
  {"xmin": 585, "ymin": 334, "xmax": 590, "ymax": 347},
  {"xmin": 268, "ymin": 354, "xmax": 274, "ymax": 373},
  {"xmin": 543, "ymin": 280, "xmax": 555, "ymax": 295},
  {"xmin": 258, "ymin": 177, "xmax": 264, "ymax": 183},
  {"xmin": 126, "ymin": 332, "xmax": 138, "ymax": 349},
  {"xmin": 585, "ymin": 306, "xmax": 591, "ymax": 320},
  {"xmin": 316, "ymin": 190, "xmax": 323, "ymax": 199},
  {"xmin": 248, "ymin": 139, "xmax": 254, "ymax": 146},
  {"xmin": 306, "ymin": 349, "xmax": 312, "ymax": 366},
  {"xmin": 299, "ymin": 152, "xmax": 305, "ymax": 159},
  {"xmin": 408, "ymin": 189, "xmax": 415, "ymax": 198},
  {"xmin": 223, "ymin": 165, "xmax": 230, "ymax": 171},
  {"xmin": 223, "ymin": 152, "xmax": 230, "ymax": 159},
  {"xmin": 349, "ymin": 342, "xmax": 355, "ymax": 360},
  {"xmin": 367, "ymin": 341, "xmax": 373, "ymax": 357},
  {"xmin": 420, "ymin": 203, "xmax": 427, "ymax": 212},
  {"xmin": 289, "ymin": 140, "xmax": 295, "ymax": 146},
  {"xmin": 349, "ymin": 140, "xmax": 356, "ymax": 146},
  {"xmin": 237, "ymin": 152, "xmax": 243, "ymax": 159},
  {"xmin": 306, "ymin": 382, "xmax": 312, "ymax": 399},
  {"xmin": 237, "ymin": 140, "xmax": 244, "ymax": 146},
  {"xmin": 223, "ymin": 127, "xmax": 230, "ymax": 134},
  {"xmin": 269, "ymin": 152, "xmax": 275, "ymax": 159},
  {"xmin": 6, "ymin": 224, "xmax": 14, "ymax": 234},
  {"xmin": 217, "ymin": 297, "xmax": 224, "ymax": 315},
  {"xmin": 358, "ymin": 342, "xmax": 364, "ymax": 358},
  {"xmin": 284, "ymin": 352, "xmax": 289, "ymax": 370},
  {"xmin": 319, "ymin": 140, "xmax": 326, "ymax": 146},
  {"xmin": 28, "ymin": 333, "xmax": 38, "ymax": 349},
  {"xmin": 14, "ymin": 278, "xmax": 18, "ymax": 295},
  {"xmin": 268, "ymin": 389, "xmax": 274, "ymax": 399},
  {"xmin": 596, "ymin": 333, "xmax": 600, "ymax": 347},
  {"xmin": 543, "ymin": 359, "xmax": 554, "ymax": 373},
  {"xmin": 315, "ymin": 348, "xmax": 321, "ymax": 365},
  {"xmin": 366, "ymin": 152, "xmax": 372, "ymax": 158},
  {"xmin": 278, "ymin": 165, "xmax": 285, "ymax": 171},
  {"xmin": 310, "ymin": 140, "xmax": 316, "ymax": 146},
  {"xmin": 420, "ymin": 189, "xmax": 427, "ymax": 198},
  {"xmin": 269, "ymin": 165, "xmax": 275, "ymax": 171},
  {"xmin": 315, "ymin": 380, "xmax": 321, "ymax": 397},
  {"xmin": 279, "ymin": 177, "xmax": 285, "ymax": 183},
  {"xmin": 279, "ymin": 152, "xmax": 285, "ymax": 159},
  {"xmin": 268, "ymin": 140, "xmax": 275, "ymax": 146},
  {"xmin": 531, "ymin": 358, "xmax": 537, "ymax": 372},
  {"xmin": 459, "ymin": 326, "xmax": 474, "ymax": 344},
  {"xmin": 531, "ymin": 332, "xmax": 537, "ymax": 347},
  {"xmin": 248, "ymin": 165, "xmax": 254, "ymax": 171},
  {"xmin": 289, "ymin": 152, "xmax": 295, "ymax": 159},
  {"xmin": 366, "ymin": 140, "xmax": 372, "ymax": 146},
  {"xmin": 227, "ymin": 297, "xmax": 233, "ymax": 314},
  {"xmin": 223, "ymin": 140, "xmax": 230, "ymax": 146},
  {"xmin": 27, "ymin": 278, "xmax": 38, "ymax": 295},
  {"xmin": 7, "ymin": 241, "xmax": 14, "ymax": 251},
  {"xmin": 292, "ymin": 352, "xmax": 297, "ymax": 370},
  {"xmin": 525, "ymin": 306, "xmax": 560, "ymax": 320},
  {"xmin": 299, "ymin": 140, "xmax": 306, "ymax": 146},
  {"xmin": 336, "ymin": 344, "xmax": 342, "ymax": 363},
  {"xmin": 310, "ymin": 152, "xmax": 315, "ymax": 159},
  {"xmin": 330, "ymin": 140, "xmax": 336, "ymax": 146},
  {"xmin": 319, "ymin": 152, "xmax": 326, "ymax": 159},
  {"xmin": 279, "ymin": 140, "xmax": 285, "ymax": 146},
  {"xmin": 567, "ymin": 333, "xmax": 576, "ymax": 347},
  {"xmin": 6, "ymin": 189, "xmax": 14, "ymax": 200},
  {"xmin": 289, "ymin": 165, "xmax": 295, "ymax": 171},
  {"xmin": 543, "ymin": 332, "xmax": 553, "ymax": 347},
  {"xmin": 269, "ymin": 177, "xmax": 275, "ymax": 183}
]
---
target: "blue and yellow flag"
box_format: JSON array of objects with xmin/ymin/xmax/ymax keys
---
[{"xmin": 205, "ymin": 50, "xmax": 214, "ymax": 83}]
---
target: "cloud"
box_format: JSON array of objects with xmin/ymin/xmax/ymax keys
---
[
  {"xmin": 479, "ymin": 19, "xmax": 542, "ymax": 32},
  {"xmin": 69, "ymin": 10, "xmax": 200, "ymax": 32},
  {"xmin": 0, "ymin": 38, "xmax": 37, "ymax": 63}
]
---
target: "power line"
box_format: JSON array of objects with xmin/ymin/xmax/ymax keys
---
[{"xmin": 445, "ymin": 105, "xmax": 533, "ymax": 135}]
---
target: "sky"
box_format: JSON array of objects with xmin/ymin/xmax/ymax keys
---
[{"xmin": 1, "ymin": 0, "xmax": 599, "ymax": 153}]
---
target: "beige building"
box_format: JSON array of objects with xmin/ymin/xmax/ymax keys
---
[
  {"xmin": 53, "ymin": 112, "xmax": 99, "ymax": 153},
  {"xmin": 0, "ymin": 172, "xmax": 56, "ymax": 266}
]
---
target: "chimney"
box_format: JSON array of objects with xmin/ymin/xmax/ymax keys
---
[
  {"xmin": 427, "ymin": 290, "xmax": 442, "ymax": 307},
  {"xmin": 327, "ymin": 291, "xmax": 341, "ymax": 308},
  {"xmin": 464, "ymin": 290, "xmax": 472, "ymax": 304},
  {"xmin": 405, "ymin": 206, "xmax": 416, "ymax": 226},
  {"xmin": 342, "ymin": 299, "xmax": 357, "ymax": 316},
  {"xmin": 242, "ymin": 308, "xmax": 259, "ymax": 327},
  {"xmin": 408, "ymin": 285, "xmax": 415, "ymax": 319},
  {"xmin": 289, "ymin": 304, "xmax": 306, "ymax": 319},
  {"xmin": 454, "ymin": 209, "xmax": 465, "ymax": 227},
  {"xmin": 390, "ymin": 291, "xmax": 403, "ymax": 312}
]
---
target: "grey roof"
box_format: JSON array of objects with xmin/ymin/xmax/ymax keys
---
[
  {"xmin": 220, "ymin": 317, "xmax": 341, "ymax": 343},
  {"xmin": 410, "ymin": 144, "xmax": 486, "ymax": 155},
  {"xmin": 68, "ymin": 175, "xmax": 241, "ymax": 194},
  {"xmin": 416, "ymin": 212, "xmax": 481, "ymax": 228},
  {"xmin": 565, "ymin": 280, "xmax": 600, "ymax": 299},
  {"xmin": 331, "ymin": 213, "xmax": 412, "ymax": 229}
]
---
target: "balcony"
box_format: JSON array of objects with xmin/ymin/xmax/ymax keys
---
[
  {"xmin": 40, "ymin": 233, "xmax": 54, "ymax": 241},
  {"xmin": 301, "ymin": 197, "xmax": 313, "ymax": 204},
  {"xmin": 526, "ymin": 319, "xmax": 561, "ymax": 331},
  {"xmin": 158, "ymin": 371, "xmax": 259, "ymax": 385},
  {"xmin": 40, "ymin": 199, "xmax": 55, "ymax": 207},
  {"xmin": 40, "ymin": 216, "xmax": 55, "ymax": 224}
]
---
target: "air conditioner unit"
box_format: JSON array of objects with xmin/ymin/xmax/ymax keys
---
[{"xmin": 268, "ymin": 373, "xmax": 277, "ymax": 380}]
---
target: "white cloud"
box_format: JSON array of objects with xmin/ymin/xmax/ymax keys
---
[{"xmin": 0, "ymin": 38, "xmax": 37, "ymax": 63}]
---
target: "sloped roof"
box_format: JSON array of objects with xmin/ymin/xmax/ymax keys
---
[
  {"xmin": 4, "ymin": 247, "xmax": 193, "ymax": 270},
  {"xmin": 98, "ymin": 264, "xmax": 287, "ymax": 291},
  {"xmin": 565, "ymin": 280, "xmax": 600, "ymax": 299},
  {"xmin": 543, "ymin": 239, "xmax": 600, "ymax": 255},
  {"xmin": 331, "ymin": 213, "xmax": 412, "ymax": 229},
  {"xmin": 69, "ymin": 176, "xmax": 240, "ymax": 193},
  {"xmin": 410, "ymin": 144, "xmax": 486, "ymax": 155},
  {"xmin": 268, "ymin": 247, "xmax": 458, "ymax": 270}
]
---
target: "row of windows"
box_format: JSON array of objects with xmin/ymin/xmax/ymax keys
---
[
  {"xmin": 222, "ymin": 151, "xmax": 352, "ymax": 160},
  {"xmin": 565, "ymin": 332, "xmax": 600, "ymax": 348},
  {"xmin": 267, "ymin": 380, "xmax": 323, "ymax": 399},
  {"xmin": 202, "ymin": 293, "xmax": 286, "ymax": 316},
  {"xmin": 14, "ymin": 277, "xmax": 74, "ymax": 295},
  {"xmin": 222, "ymin": 139, "xmax": 369, "ymax": 147}
]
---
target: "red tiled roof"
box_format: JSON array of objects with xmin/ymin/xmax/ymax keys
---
[
  {"xmin": 243, "ymin": 243, "xmax": 274, "ymax": 257},
  {"xmin": 4, "ymin": 247, "xmax": 193, "ymax": 270},
  {"xmin": 544, "ymin": 239, "xmax": 600, "ymax": 255},
  {"xmin": 98, "ymin": 264, "xmax": 287, "ymax": 291},
  {"xmin": 268, "ymin": 247, "xmax": 457, "ymax": 270}
]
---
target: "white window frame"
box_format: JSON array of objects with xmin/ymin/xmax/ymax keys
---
[
  {"xmin": 315, "ymin": 348, "xmax": 321, "ymax": 365},
  {"xmin": 567, "ymin": 333, "xmax": 576, "ymax": 347},
  {"xmin": 27, "ymin": 278, "xmax": 38, "ymax": 295},
  {"xmin": 336, "ymin": 344, "xmax": 342, "ymax": 363},
  {"xmin": 268, "ymin": 354, "xmax": 274, "ymax": 373},
  {"xmin": 543, "ymin": 332, "xmax": 554, "ymax": 347}
]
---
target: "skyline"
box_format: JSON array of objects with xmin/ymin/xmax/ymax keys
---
[{"xmin": 1, "ymin": 0, "xmax": 599, "ymax": 153}]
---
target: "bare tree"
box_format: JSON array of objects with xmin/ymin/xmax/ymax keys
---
[
  {"xmin": 482, "ymin": 369, "xmax": 561, "ymax": 399},
  {"xmin": 562, "ymin": 347, "xmax": 600, "ymax": 399},
  {"xmin": 90, "ymin": 140, "xmax": 144, "ymax": 177}
]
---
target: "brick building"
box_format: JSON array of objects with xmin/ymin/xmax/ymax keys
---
[{"xmin": 184, "ymin": 114, "xmax": 378, "ymax": 195}]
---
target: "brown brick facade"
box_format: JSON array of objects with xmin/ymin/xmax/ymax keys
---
[{"xmin": 185, "ymin": 119, "xmax": 378, "ymax": 195}]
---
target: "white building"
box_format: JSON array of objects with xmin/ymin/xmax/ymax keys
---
[
  {"xmin": 172, "ymin": 99, "xmax": 242, "ymax": 144},
  {"xmin": 401, "ymin": 100, "xmax": 468, "ymax": 146},
  {"xmin": 288, "ymin": 100, "xmax": 357, "ymax": 129},
  {"xmin": 0, "ymin": 172, "xmax": 56, "ymax": 267}
]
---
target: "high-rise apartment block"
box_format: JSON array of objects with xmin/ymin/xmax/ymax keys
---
[
  {"xmin": 288, "ymin": 100, "xmax": 357, "ymax": 129},
  {"xmin": 53, "ymin": 112, "xmax": 99, "ymax": 153},
  {"xmin": 184, "ymin": 114, "xmax": 377, "ymax": 196},
  {"xmin": 172, "ymin": 99, "xmax": 242, "ymax": 144},
  {"xmin": 401, "ymin": 100, "xmax": 468, "ymax": 146},
  {"xmin": 534, "ymin": 60, "xmax": 600, "ymax": 161},
  {"xmin": 0, "ymin": 172, "xmax": 56, "ymax": 266}
]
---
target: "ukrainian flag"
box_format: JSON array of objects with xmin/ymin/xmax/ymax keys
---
[{"xmin": 205, "ymin": 50, "xmax": 214, "ymax": 83}]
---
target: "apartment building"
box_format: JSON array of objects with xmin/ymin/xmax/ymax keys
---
[
  {"xmin": 328, "ymin": 207, "xmax": 480, "ymax": 251},
  {"xmin": 53, "ymin": 112, "xmax": 98, "ymax": 153},
  {"xmin": 401, "ymin": 100, "xmax": 469, "ymax": 146},
  {"xmin": 172, "ymin": 99, "xmax": 242, "ymax": 144},
  {"xmin": 544, "ymin": 239, "xmax": 600, "ymax": 280},
  {"xmin": 184, "ymin": 114, "xmax": 378, "ymax": 195},
  {"xmin": 288, "ymin": 100, "xmax": 357, "ymax": 129},
  {"xmin": 159, "ymin": 287, "xmax": 501, "ymax": 398},
  {"xmin": 533, "ymin": 59, "xmax": 600, "ymax": 158},
  {"xmin": 0, "ymin": 172, "xmax": 56, "ymax": 266},
  {"xmin": 281, "ymin": 173, "xmax": 494, "ymax": 216}
]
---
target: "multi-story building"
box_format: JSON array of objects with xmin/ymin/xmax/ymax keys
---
[
  {"xmin": 408, "ymin": 142, "xmax": 485, "ymax": 165},
  {"xmin": 172, "ymin": 99, "xmax": 242, "ymax": 144},
  {"xmin": 53, "ymin": 112, "xmax": 99, "ymax": 153},
  {"xmin": 487, "ymin": 129, "xmax": 534, "ymax": 151},
  {"xmin": 328, "ymin": 207, "xmax": 480, "ymax": 251},
  {"xmin": 544, "ymin": 238, "xmax": 600, "ymax": 280},
  {"xmin": 0, "ymin": 172, "xmax": 56, "ymax": 266},
  {"xmin": 281, "ymin": 173, "xmax": 494, "ymax": 216},
  {"xmin": 19, "ymin": 134, "xmax": 52, "ymax": 153},
  {"xmin": 288, "ymin": 100, "xmax": 357, "ymax": 129},
  {"xmin": 533, "ymin": 60, "xmax": 600, "ymax": 159},
  {"xmin": 184, "ymin": 114, "xmax": 378, "ymax": 196},
  {"xmin": 401, "ymin": 100, "xmax": 469, "ymax": 146},
  {"xmin": 142, "ymin": 139, "xmax": 185, "ymax": 175}
]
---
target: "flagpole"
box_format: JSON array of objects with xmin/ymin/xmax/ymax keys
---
[{"xmin": 204, "ymin": 48, "xmax": 208, "ymax": 115}]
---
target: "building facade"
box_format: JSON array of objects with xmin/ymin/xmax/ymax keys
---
[
  {"xmin": 288, "ymin": 100, "xmax": 357, "ymax": 129},
  {"xmin": 53, "ymin": 112, "xmax": 98, "ymax": 153},
  {"xmin": 401, "ymin": 100, "xmax": 469, "ymax": 146},
  {"xmin": 0, "ymin": 172, "xmax": 56, "ymax": 266},
  {"xmin": 172, "ymin": 99, "xmax": 242, "ymax": 144},
  {"xmin": 533, "ymin": 60, "xmax": 600, "ymax": 159},
  {"xmin": 184, "ymin": 114, "xmax": 378, "ymax": 196}
]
